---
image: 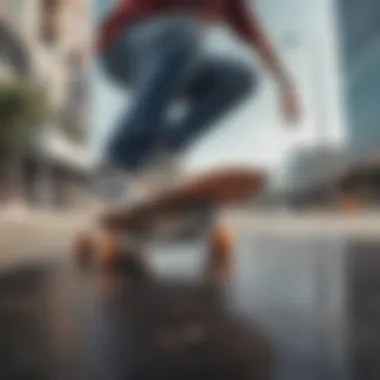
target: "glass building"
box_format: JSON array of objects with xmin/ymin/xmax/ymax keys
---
[{"xmin": 337, "ymin": 0, "xmax": 380, "ymax": 157}]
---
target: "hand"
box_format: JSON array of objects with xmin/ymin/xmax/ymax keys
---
[{"xmin": 279, "ymin": 82, "xmax": 301, "ymax": 126}]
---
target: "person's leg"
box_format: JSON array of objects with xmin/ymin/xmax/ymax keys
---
[
  {"xmin": 101, "ymin": 15, "xmax": 203, "ymax": 173},
  {"xmin": 160, "ymin": 58, "xmax": 258, "ymax": 153}
]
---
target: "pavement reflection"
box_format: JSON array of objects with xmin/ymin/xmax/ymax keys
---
[{"xmin": 0, "ymin": 235, "xmax": 380, "ymax": 379}]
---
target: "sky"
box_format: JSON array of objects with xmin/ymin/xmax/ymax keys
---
[{"xmin": 92, "ymin": 0, "xmax": 346, "ymax": 185}]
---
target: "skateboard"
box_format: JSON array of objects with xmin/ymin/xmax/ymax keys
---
[{"xmin": 73, "ymin": 167, "xmax": 265, "ymax": 275}]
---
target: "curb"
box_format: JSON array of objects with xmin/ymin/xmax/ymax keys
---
[{"xmin": 0, "ymin": 212, "xmax": 90, "ymax": 270}]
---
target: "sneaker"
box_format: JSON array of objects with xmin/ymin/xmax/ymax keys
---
[
  {"xmin": 142, "ymin": 150, "xmax": 183, "ymax": 191},
  {"xmin": 95, "ymin": 151, "xmax": 182, "ymax": 209},
  {"xmin": 94, "ymin": 164, "xmax": 152, "ymax": 208}
]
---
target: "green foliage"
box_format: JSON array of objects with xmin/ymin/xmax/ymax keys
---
[{"xmin": 0, "ymin": 80, "xmax": 50, "ymax": 153}]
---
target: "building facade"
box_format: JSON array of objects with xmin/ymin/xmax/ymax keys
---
[
  {"xmin": 336, "ymin": 0, "xmax": 380, "ymax": 207},
  {"xmin": 285, "ymin": 145, "xmax": 345, "ymax": 208},
  {"xmin": 338, "ymin": 0, "xmax": 380, "ymax": 156},
  {"xmin": 282, "ymin": 0, "xmax": 380, "ymax": 209},
  {"xmin": 0, "ymin": 0, "xmax": 96, "ymax": 209}
]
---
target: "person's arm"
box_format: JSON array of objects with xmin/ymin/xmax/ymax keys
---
[{"xmin": 228, "ymin": 0, "xmax": 300, "ymax": 123}]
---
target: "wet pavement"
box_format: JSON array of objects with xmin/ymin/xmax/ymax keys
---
[{"xmin": 1, "ymin": 234, "xmax": 380, "ymax": 380}]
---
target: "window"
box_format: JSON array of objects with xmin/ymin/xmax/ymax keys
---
[
  {"xmin": 347, "ymin": 51, "xmax": 380, "ymax": 152},
  {"xmin": 40, "ymin": 0, "xmax": 60, "ymax": 46},
  {"xmin": 340, "ymin": 0, "xmax": 380, "ymax": 68}
]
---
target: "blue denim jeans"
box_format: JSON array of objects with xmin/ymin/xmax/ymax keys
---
[{"xmin": 100, "ymin": 15, "xmax": 258, "ymax": 172}]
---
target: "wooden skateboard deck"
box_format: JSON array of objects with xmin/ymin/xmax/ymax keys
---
[
  {"xmin": 74, "ymin": 167, "xmax": 264, "ymax": 276},
  {"xmin": 100, "ymin": 167, "xmax": 265, "ymax": 233}
]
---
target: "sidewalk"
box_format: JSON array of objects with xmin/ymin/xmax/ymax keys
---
[
  {"xmin": 2, "ymin": 208, "xmax": 380, "ymax": 270},
  {"xmin": 0, "ymin": 208, "xmax": 91, "ymax": 270},
  {"xmin": 222, "ymin": 209, "xmax": 380, "ymax": 236}
]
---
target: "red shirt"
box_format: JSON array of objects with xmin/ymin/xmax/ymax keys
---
[{"xmin": 97, "ymin": 0, "xmax": 264, "ymax": 53}]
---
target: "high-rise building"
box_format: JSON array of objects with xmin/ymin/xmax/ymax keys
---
[
  {"xmin": 337, "ymin": 0, "xmax": 380, "ymax": 157},
  {"xmin": 1, "ymin": 0, "xmax": 93, "ymax": 143},
  {"xmin": 0, "ymin": 0, "xmax": 95, "ymax": 208}
]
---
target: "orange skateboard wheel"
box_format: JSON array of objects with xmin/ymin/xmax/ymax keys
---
[
  {"xmin": 211, "ymin": 225, "xmax": 235, "ymax": 255},
  {"xmin": 206, "ymin": 225, "xmax": 235, "ymax": 286},
  {"xmin": 73, "ymin": 231, "xmax": 95, "ymax": 263},
  {"xmin": 99, "ymin": 230, "xmax": 124, "ymax": 269},
  {"xmin": 208, "ymin": 225, "xmax": 235, "ymax": 267}
]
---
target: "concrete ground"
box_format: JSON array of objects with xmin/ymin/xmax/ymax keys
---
[{"xmin": 1, "ymin": 209, "xmax": 380, "ymax": 379}]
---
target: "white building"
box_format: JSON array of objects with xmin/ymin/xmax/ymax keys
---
[
  {"xmin": 0, "ymin": 0, "xmax": 97, "ymax": 208},
  {"xmin": 272, "ymin": 0, "xmax": 347, "ymax": 192}
]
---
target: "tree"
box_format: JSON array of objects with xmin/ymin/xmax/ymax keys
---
[{"xmin": 0, "ymin": 80, "xmax": 50, "ymax": 200}]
